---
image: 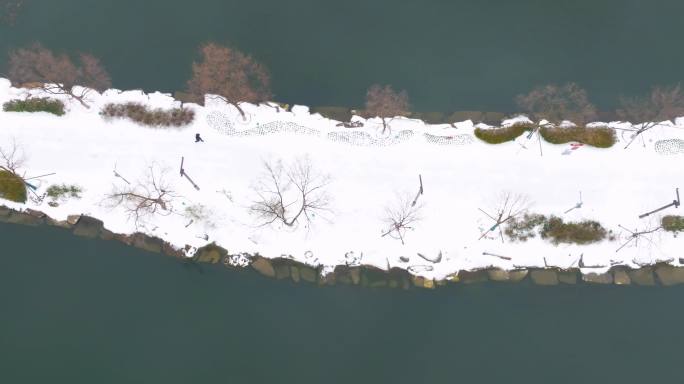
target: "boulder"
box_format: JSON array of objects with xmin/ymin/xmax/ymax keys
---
[
  {"xmin": 558, "ymin": 270, "xmax": 578, "ymax": 284},
  {"xmin": 530, "ymin": 270, "xmax": 559, "ymax": 286},
  {"xmin": 299, "ymin": 266, "xmax": 318, "ymax": 283},
  {"xmin": 132, "ymin": 233, "xmax": 162, "ymax": 254},
  {"xmin": 612, "ymin": 269, "xmax": 631, "ymax": 285},
  {"xmin": 487, "ymin": 268, "xmax": 511, "ymax": 282},
  {"xmin": 66, "ymin": 214, "xmax": 81, "ymax": 225},
  {"xmin": 582, "ymin": 272, "xmax": 613, "ymax": 284},
  {"xmin": 274, "ymin": 264, "xmax": 291, "ymax": 280},
  {"xmin": 72, "ymin": 215, "xmax": 103, "ymax": 238},
  {"xmin": 508, "ymin": 270, "xmax": 529, "ymax": 282},
  {"xmin": 251, "ymin": 258, "xmax": 275, "ymax": 278},
  {"xmin": 459, "ymin": 270, "xmax": 489, "ymax": 284},
  {"xmin": 628, "ymin": 267, "xmax": 656, "ymax": 286},
  {"xmin": 99, "ymin": 229, "xmax": 115, "ymax": 241},
  {"xmin": 197, "ymin": 248, "xmax": 221, "ymax": 264},
  {"xmin": 655, "ymin": 265, "xmax": 684, "ymax": 286},
  {"xmin": 349, "ymin": 268, "xmax": 361, "ymax": 285},
  {"xmin": 0, "ymin": 205, "xmax": 10, "ymax": 217},
  {"xmin": 4, "ymin": 211, "xmax": 43, "ymax": 226},
  {"xmin": 290, "ymin": 266, "xmax": 300, "ymax": 283}
]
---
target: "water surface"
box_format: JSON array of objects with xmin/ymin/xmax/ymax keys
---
[{"xmin": 0, "ymin": 222, "xmax": 681, "ymax": 383}]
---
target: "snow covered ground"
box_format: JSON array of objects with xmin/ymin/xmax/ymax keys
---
[{"xmin": 1, "ymin": 78, "xmax": 683, "ymax": 280}]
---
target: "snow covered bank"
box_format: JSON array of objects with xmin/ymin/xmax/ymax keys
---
[{"xmin": 1, "ymin": 78, "xmax": 683, "ymax": 282}]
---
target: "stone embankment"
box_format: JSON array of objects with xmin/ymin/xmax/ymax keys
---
[{"xmin": 3, "ymin": 205, "xmax": 684, "ymax": 288}]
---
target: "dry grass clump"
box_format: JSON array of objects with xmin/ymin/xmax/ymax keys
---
[
  {"xmin": 504, "ymin": 213, "xmax": 548, "ymax": 241},
  {"xmin": 101, "ymin": 102, "xmax": 195, "ymax": 127},
  {"xmin": 474, "ymin": 122, "xmax": 534, "ymax": 144},
  {"xmin": 540, "ymin": 216, "xmax": 610, "ymax": 245},
  {"xmin": 540, "ymin": 126, "xmax": 616, "ymax": 148}
]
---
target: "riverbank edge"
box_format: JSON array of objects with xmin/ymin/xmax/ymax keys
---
[{"xmin": 2, "ymin": 205, "xmax": 683, "ymax": 288}]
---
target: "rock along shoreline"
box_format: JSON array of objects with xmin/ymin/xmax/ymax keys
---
[{"xmin": 3, "ymin": 205, "xmax": 684, "ymax": 288}]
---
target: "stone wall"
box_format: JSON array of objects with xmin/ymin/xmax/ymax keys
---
[{"xmin": 2, "ymin": 205, "xmax": 684, "ymax": 289}]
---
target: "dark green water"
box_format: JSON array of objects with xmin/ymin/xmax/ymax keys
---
[
  {"xmin": 1, "ymin": 221, "xmax": 683, "ymax": 383},
  {"xmin": 1, "ymin": 0, "xmax": 684, "ymax": 111}
]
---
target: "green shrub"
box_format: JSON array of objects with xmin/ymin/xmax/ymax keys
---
[
  {"xmin": 100, "ymin": 102, "xmax": 195, "ymax": 127},
  {"xmin": 3, "ymin": 97, "xmax": 65, "ymax": 116},
  {"xmin": 474, "ymin": 122, "xmax": 534, "ymax": 144},
  {"xmin": 311, "ymin": 106, "xmax": 352, "ymax": 122},
  {"xmin": 540, "ymin": 126, "xmax": 616, "ymax": 148},
  {"xmin": 46, "ymin": 184, "xmax": 82, "ymax": 200},
  {"xmin": 662, "ymin": 216, "xmax": 684, "ymax": 232},
  {"xmin": 0, "ymin": 170, "xmax": 27, "ymax": 203},
  {"xmin": 504, "ymin": 213, "xmax": 548, "ymax": 241},
  {"xmin": 540, "ymin": 216, "xmax": 609, "ymax": 245}
]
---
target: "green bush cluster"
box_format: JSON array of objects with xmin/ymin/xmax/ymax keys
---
[
  {"xmin": 46, "ymin": 184, "xmax": 82, "ymax": 200},
  {"xmin": 540, "ymin": 216, "xmax": 610, "ymax": 245},
  {"xmin": 504, "ymin": 213, "xmax": 548, "ymax": 241},
  {"xmin": 662, "ymin": 216, "xmax": 684, "ymax": 232},
  {"xmin": 2, "ymin": 97, "xmax": 65, "ymax": 116},
  {"xmin": 504, "ymin": 214, "xmax": 611, "ymax": 245},
  {"xmin": 100, "ymin": 102, "xmax": 195, "ymax": 127},
  {"xmin": 540, "ymin": 126, "xmax": 616, "ymax": 148},
  {"xmin": 0, "ymin": 170, "xmax": 27, "ymax": 203},
  {"xmin": 474, "ymin": 122, "xmax": 535, "ymax": 144}
]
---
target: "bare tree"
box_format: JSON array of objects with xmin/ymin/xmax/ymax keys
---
[
  {"xmin": 187, "ymin": 42, "xmax": 271, "ymax": 119},
  {"xmin": 365, "ymin": 84, "xmax": 410, "ymax": 134},
  {"xmin": 0, "ymin": 0, "xmax": 25, "ymax": 25},
  {"xmin": 478, "ymin": 192, "xmax": 529, "ymax": 242},
  {"xmin": 515, "ymin": 83, "xmax": 597, "ymax": 125},
  {"xmin": 250, "ymin": 157, "xmax": 331, "ymax": 229},
  {"xmin": 0, "ymin": 137, "xmax": 26, "ymax": 175},
  {"xmin": 8, "ymin": 43, "xmax": 111, "ymax": 108},
  {"xmin": 105, "ymin": 164, "xmax": 176, "ymax": 228},
  {"xmin": 381, "ymin": 193, "xmax": 423, "ymax": 245},
  {"xmin": 616, "ymin": 85, "xmax": 684, "ymax": 149}
]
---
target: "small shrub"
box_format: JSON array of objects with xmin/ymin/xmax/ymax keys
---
[
  {"xmin": 662, "ymin": 216, "xmax": 684, "ymax": 232},
  {"xmin": 100, "ymin": 102, "xmax": 195, "ymax": 127},
  {"xmin": 540, "ymin": 216, "xmax": 609, "ymax": 245},
  {"xmin": 0, "ymin": 170, "xmax": 26, "ymax": 203},
  {"xmin": 540, "ymin": 126, "xmax": 616, "ymax": 148},
  {"xmin": 46, "ymin": 184, "xmax": 82, "ymax": 200},
  {"xmin": 3, "ymin": 97, "xmax": 65, "ymax": 116},
  {"xmin": 504, "ymin": 213, "xmax": 548, "ymax": 241},
  {"xmin": 474, "ymin": 122, "xmax": 534, "ymax": 144}
]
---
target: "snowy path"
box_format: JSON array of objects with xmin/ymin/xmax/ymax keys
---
[{"xmin": 1, "ymin": 78, "xmax": 683, "ymax": 280}]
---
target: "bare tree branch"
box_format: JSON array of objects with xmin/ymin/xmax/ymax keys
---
[
  {"xmin": 515, "ymin": 83, "xmax": 597, "ymax": 125},
  {"xmin": 0, "ymin": 137, "xmax": 26, "ymax": 175},
  {"xmin": 249, "ymin": 157, "xmax": 331, "ymax": 229},
  {"xmin": 104, "ymin": 164, "xmax": 176, "ymax": 228},
  {"xmin": 381, "ymin": 193, "xmax": 423, "ymax": 245},
  {"xmin": 7, "ymin": 43, "xmax": 111, "ymax": 108},
  {"xmin": 187, "ymin": 42, "xmax": 271, "ymax": 119},
  {"xmin": 365, "ymin": 84, "xmax": 410, "ymax": 134},
  {"xmin": 479, "ymin": 192, "xmax": 530, "ymax": 242}
]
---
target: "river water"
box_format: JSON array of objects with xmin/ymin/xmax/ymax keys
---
[
  {"xmin": 1, "ymin": 0, "xmax": 684, "ymax": 112},
  {"xmin": 1, "ymin": 222, "xmax": 682, "ymax": 383}
]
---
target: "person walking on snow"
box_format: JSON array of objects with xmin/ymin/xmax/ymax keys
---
[{"xmin": 195, "ymin": 133, "xmax": 204, "ymax": 142}]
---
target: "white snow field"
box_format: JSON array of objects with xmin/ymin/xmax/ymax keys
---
[{"xmin": 1, "ymin": 77, "xmax": 683, "ymax": 280}]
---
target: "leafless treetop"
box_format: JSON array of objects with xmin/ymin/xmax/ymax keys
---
[
  {"xmin": 187, "ymin": 42, "xmax": 272, "ymax": 117},
  {"xmin": 8, "ymin": 43, "xmax": 111, "ymax": 107},
  {"xmin": 365, "ymin": 84, "xmax": 410, "ymax": 133},
  {"xmin": 515, "ymin": 83, "xmax": 597, "ymax": 124},
  {"xmin": 0, "ymin": 137, "xmax": 26, "ymax": 175},
  {"xmin": 250, "ymin": 157, "xmax": 331, "ymax": 229},
  {"xmin": 381, "ymin": 193, "xmax": 423, "ymax": 245},
  {"xmin": 616, "ymin": 84, "xmax": 684, "ymax": 125}
]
